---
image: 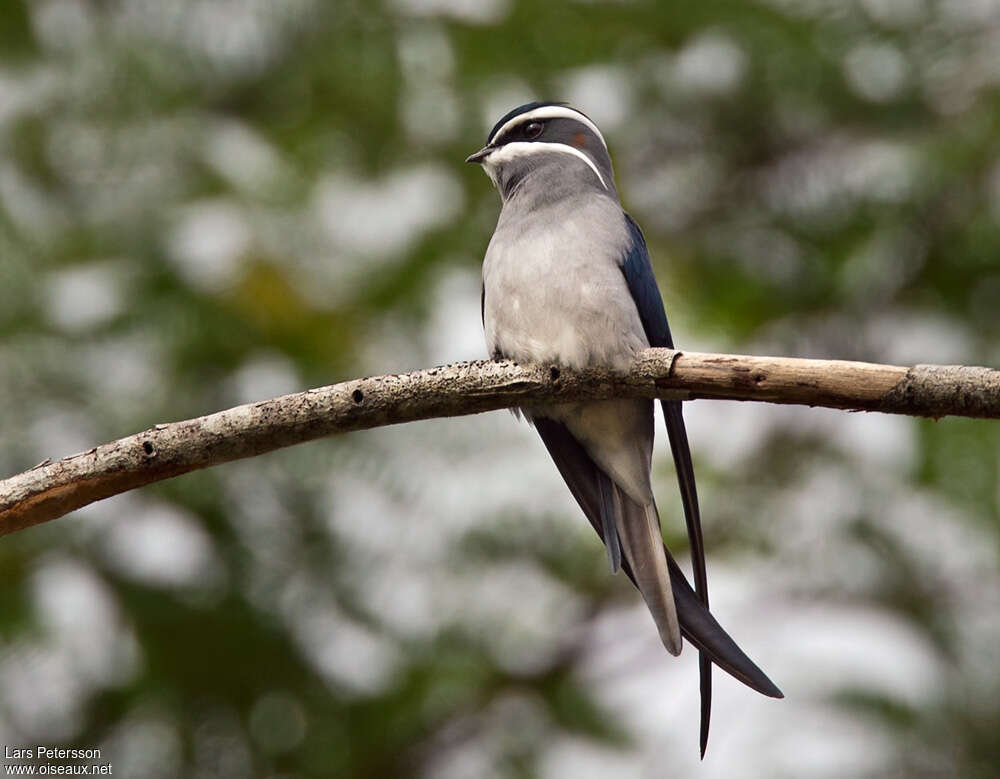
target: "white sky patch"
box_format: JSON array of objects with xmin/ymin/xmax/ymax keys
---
[
  {"xmin": 478, "ymin": 77, "xmax": 535, "ymax": 137},
  {"xmin": 939, "ymin": 0, "xmax": 1000, "ymax": 27},
  {"xmin": 572, "ymin": 558, "xmax": 928, "ymax": 778},
  {"xmin": 113, "ymin": 0, "xmax": 310, "ymax": 79},
  {"xmin": 882, "ymin": 488, "xmax": 1000, "ymax": 594},
  {"xmin": 763, "ymin": 137, "xmax": 918, "ymax": 219},
  {"xmin": 353, "ymin": 313, "xmax": 431, "ymax": 374},
  {"xmin": 628, "ymin": 152, "xmax": 724, "ymax": 230},
  {"xmin": 44, "ymin": 262, "xmax": 124, "ymax": 332},
  {"xmin": 424, "ymin": 267, "xmax": 487, "ymax": 364},
  {"xmin": 422, "ymin": 697, "xmax": 546, "ymax": 779},
  {"xmin": 355, "ymin": 561, "xmax": 437, "ymax": 639},
  {"xmin": 101, "ymin": 502, "xmax": 226, "ymax": 592},
  {"xmin": 867, "ymin": 308, "xmax": 973, "ymax": 364},
  {"xmin": 397, "ymin": 24, "xmax": 455, "ymax": 81},
  {"xmin": 324, "ymin": 472, "xmax": 416, "ymax": 561},
  {"xmin": 204, "ymin": 120, "xmax": 293, "ymax": 197},
  {"xmin": 280, "ymin": 575, "xmax": 399, "ymax": 694},
  {"xmin": 314, "ymin": 163, "xmax": 463, "ymax": 257},
  {"xmin": 449, "ymin": 561, "xmax": 585, "ymax": 675},
  {"xmin": 0, "ymin": 69, "xmax": 58, "ymax": 131},
  {"xmin": 166, "ymin": 199, "xmax": 251, "ymax": 293},
  {"xmin": 397, "ymin": 26, "xmax": 461, "ymax": 144},
  {"xmin": 31, "ymin": 556, "xmax": 140, "ymax": 689},
  {"xmin": 29, "ymin": 0, "xmax": 96, "ymax": 52},
  {"xmin": 686, "ymin": 401, "xmax": 917, "ymax": 477},
  {"xmin": 329, "ymin": 416, "xmax": 558, "ymax": 555},
  {"xmin": 838, "ymin": 227, "xmax": 927, "ymax": 304},
  {"xmin": 43, "ymin": 117, "xmax": 192, "ymax": 229},
  {"xmin": 670, "ymin": 30, "xmax": 748, "ymax": 95},
  {"xmin": 322, "ymin": 412, "xmax": 569, "ymax": 641},
  {"xmin": 714, "ymin": 224, "xmax": 806, "ymax": 287},
  {"xmin": 28, "ymin": 404, "xmax": 97, "ymax": 463},
  {"xmin": 0, "ymin": 162, "xmax": 68, "ymax": 239},
  {"xmin": 401, "ymin": 84, "xmax": 462, "ymax": 145},
  {"xmin": 765, "ymin": 463, "xmax": 870, "ymax": 570},
  {"xmin": 838, "ymin": 140, "xmax": 917, "ymax": 202},
  {"xmin": 0, "ymin": 643, "xmax": 85, "ymax": 742},
  {"xmin": 844, "ymin": 41, "xmax": 909, "ymax": 102},
  {"xmin": 421, "ymin": 738, "xmax": 499, "ymax": 779},
  {"xmin": 391, "ymin": 0, "xmax": 511, "ymax": 25},
  {"xmin": 859, "ymin": 0, "xmax": 926, "ymax": 28},
  {"xmin": 100, "ymin": 714, "xmax": 184, "ymax": 779},
  {"xmin": 829, "ymin": 410, "xmax": 918, "ymax": 474},
  {"xmin": 557, "ymin": 65, "xmax": 634, "ymax": 132},
  {"xmin": 227, "ymin": 350, "xmax": 302, "ymax": 405},
  {"xmin": 758, "ymin": 704, "xmax": 896, "ymax": 779},
  {"xmin": 79, "ymin": 333, "xmax": 165, "ymax": 412},
  {"xmin": 774, "ymin": 605, "xmax": 943, "ymax": 704},
  {"xmin": 680, "ymin": 399, "xmax": 776, "ymax": 471},
  {"xmin": 539, "ymin": 738, "xmax": 642, "ymax": 779}
]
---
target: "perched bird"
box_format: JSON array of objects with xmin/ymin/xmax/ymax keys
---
[{"xmin": 467, "ymin": 102, "xmax": 782, "ymax": 754}]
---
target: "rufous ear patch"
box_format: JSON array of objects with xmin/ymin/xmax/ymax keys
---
[{"xmin": 572, "ymin": 133, "xmax": 587, "ymax": 148}]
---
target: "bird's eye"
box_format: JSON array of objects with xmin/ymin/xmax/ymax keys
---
[{"xmin": 523, "ymin": 121, "xmax": 544, "ymax": 140}]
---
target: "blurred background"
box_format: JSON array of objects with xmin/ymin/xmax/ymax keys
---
[{"xmin": 1, "ymin": 0, "xmax": 999, "ymax": 777}]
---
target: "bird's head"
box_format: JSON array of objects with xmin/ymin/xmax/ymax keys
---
[{"xmin": 466, "ymin": 102, "xmax": 616, "ymax": 201}]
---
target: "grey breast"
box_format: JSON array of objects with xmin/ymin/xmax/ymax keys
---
[{"xmin": 482, "ymin": 189, "xmax": 649, "ymax": 371}]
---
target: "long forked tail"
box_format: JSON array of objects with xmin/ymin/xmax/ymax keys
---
[{"xmin": 533, "ymin": 417, "xmax": 783, "ymax": 700}]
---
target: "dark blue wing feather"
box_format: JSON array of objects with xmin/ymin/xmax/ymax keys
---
[
  {"xmin": 621, "ymin": 214, "xmax": 715, "ymax": 756},
  {"xmin": 621, "ymin": 215, "xmax": 674, "ymax": 349}
]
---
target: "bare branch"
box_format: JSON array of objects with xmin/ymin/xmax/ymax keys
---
[{"xmin": 2, "ymin": 348, "xmax": 998, "ymax": 536}]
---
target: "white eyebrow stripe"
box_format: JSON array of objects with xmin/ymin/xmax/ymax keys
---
[
  {"xmin": 484, "ymin": 141, "xmax": 608, "ymax": 189},
  {"xmin": 491, "ymin": 106, "xmax": 608, "ymax": 149}
]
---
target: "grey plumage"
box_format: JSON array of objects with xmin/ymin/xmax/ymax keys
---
[
  {"xmin": 468, "ymin": 101, "xmax": 781, "ymax": 754},
  {"xmin": 481, "ymin": 152, "xmax": 682, "ymax": 653}
]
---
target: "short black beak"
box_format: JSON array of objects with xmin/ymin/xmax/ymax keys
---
[{"xmin": 465, "ymin": 145, "xmax": 493, "ymax": 164}]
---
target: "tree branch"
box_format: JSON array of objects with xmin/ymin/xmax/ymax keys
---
[{"xmin": 2, "ymin": 348, "xmax": 998, "ymax": 536}]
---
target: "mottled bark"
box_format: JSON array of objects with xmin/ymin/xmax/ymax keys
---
[{"xmin": 2, "ymin": 348, "xmax": 998, "ymax": 535}]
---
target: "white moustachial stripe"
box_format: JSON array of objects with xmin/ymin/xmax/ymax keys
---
[{"xmin": 484, "ymin": 141, "xmax": 608, "ymax": 190}]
